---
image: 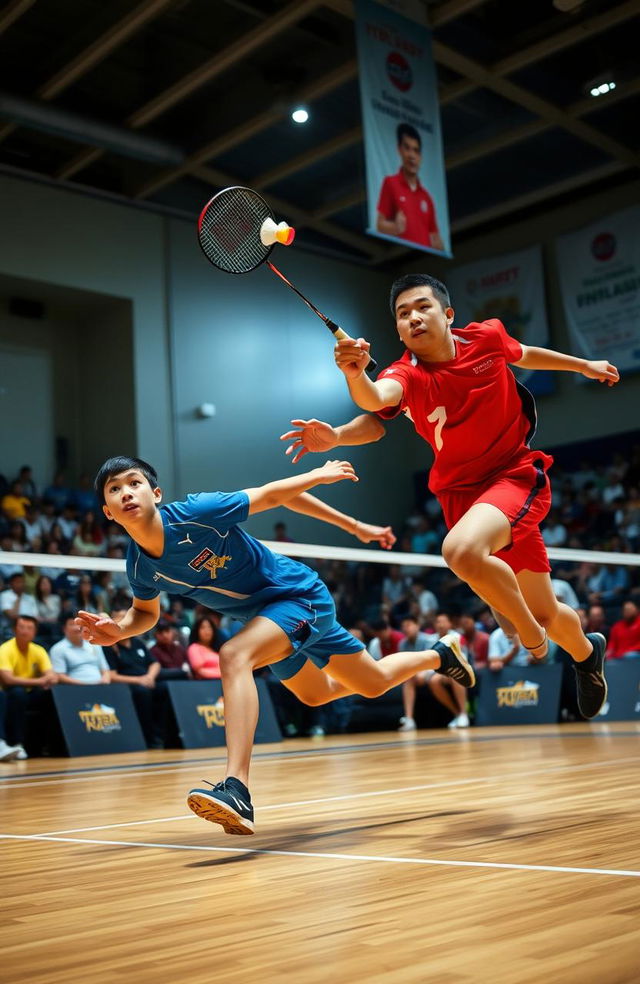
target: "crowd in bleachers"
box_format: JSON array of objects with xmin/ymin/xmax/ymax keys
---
[{"xmin": 1, "ymin": 446, "xmax": 639, "ymax": 760}]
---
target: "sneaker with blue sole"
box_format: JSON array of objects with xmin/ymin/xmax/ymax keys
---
[
  {"xmin": 187, "ymin": 777, "xmax": 255, "ymax": 835},
  {"xmin": 574, "ymin": 632, "xmax": 608, "ymax": 719},
  {"xmin": 433, "ymin": 633, "xmax": 476, "ymax": 688}
]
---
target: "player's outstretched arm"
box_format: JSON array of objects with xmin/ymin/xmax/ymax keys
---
[
  {"xmin": 514, "ymin": 345, "xmax": 620, "ymax": 386},
  {"xmin": 285, "ymin": 492, "xmax": 396, "ymax": 550},
  {"xmin": 334, "ymin": 337, "xmax": 403, "ymax": 410},
  {"xmin": 75, "ymin": 596, "xmax": 160, "ymax": 645},
  {"xmin": 280, "ymin": 414, "xmax": 386, "ymax": 464},
  {"xmin": 246, "ymin": 460, "xmax": 358, "ymax": 515}
]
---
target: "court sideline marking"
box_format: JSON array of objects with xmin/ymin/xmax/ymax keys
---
[
  {"xmin": 0, "ymin": 831, "xmax": 638, "ymax": 879},
  {"xmin": 3, "ymin": 753, "xmax": 638, "ymax": 837}
]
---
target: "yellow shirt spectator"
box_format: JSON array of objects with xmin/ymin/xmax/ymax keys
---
[
  {"xmin": 1, "ymin": 492, "xmax": 30, "ymax": 520},
  {"xmin": 0, "ymin": 637, "xmax": 51, "ymax": 684}
]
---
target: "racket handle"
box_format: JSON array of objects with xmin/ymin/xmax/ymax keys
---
[{"xmin": 327, "ymin": 321, "xmax": 378, "ymax": 375}]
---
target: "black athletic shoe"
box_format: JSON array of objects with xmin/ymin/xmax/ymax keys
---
[
  {"xmin": 434, "ymin": 633, "xmax": 476, "ymax": 688},
  {"xmin": 574, "ymin": 633, "xmax": 608, "ymax": 720},
  {"xmin": 187, "ymin": 777, "xmax": 255, "ymax": 835}
]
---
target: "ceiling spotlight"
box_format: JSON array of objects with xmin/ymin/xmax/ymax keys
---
[
  {"xmin": 291, "ymin": 107, "xmax": 309, "ymax": 124},
  {"xmin": 589, "ymin": 80, "xmax": 616, "ymax": 97}
]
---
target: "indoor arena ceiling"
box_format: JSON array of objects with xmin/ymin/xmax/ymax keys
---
[{"xmin": 1, "ymin": 0, "xmax": 639, "ymax": 266}]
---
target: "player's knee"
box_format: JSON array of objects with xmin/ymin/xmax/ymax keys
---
[
  {"xmin": 218, "ymin": 640, "xmax": 250, "ymax": 674},
  {"xmin": 359, "ymin": 677, "xmax": 388, "ymax": 699},
  {"xmin": 442, "ymin": 536, "xmax": 483, "ymax": 580},
  {"xmin": 532, "ymin": 606, "xmax": 558, "ymax": 630}
]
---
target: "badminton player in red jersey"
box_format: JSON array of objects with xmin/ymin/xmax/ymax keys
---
[{"xmin": 281, "ymin": 274, "xmax": 620, "ymax": 719}]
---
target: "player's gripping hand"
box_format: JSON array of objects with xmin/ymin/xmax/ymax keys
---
[
  {"xmin": 582, "ymin": 360, "xmax": 620, "ymax": 386},
  {"xmin": 280, "ymin": 418, "xmax": 338, "ymax": 464},
  {"xmin": 334, "ymin": 337, "xmax": 371, "ymax": 379},
  {"xmin": 314, "ymin": 460, "xmax": 359, "ymax": 485},
  {"xmin": 75, "ymin": 610, "xmax": 123, "ymax": 646},
  {"xmin": 354, "ymin": 521, "xmax": 396, "ymax": 550}
]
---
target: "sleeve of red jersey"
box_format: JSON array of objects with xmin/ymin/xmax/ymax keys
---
[
  {"xmin": 484, "ymin": 318, "xmax": 523, "ymax": 363},
  {"xmin": 374, "ymin": 362, "xmax": 412, "ymax": 420},
  {"xmin": 377, "ymin": 176, "xmax": 394, "ymax": 219}
]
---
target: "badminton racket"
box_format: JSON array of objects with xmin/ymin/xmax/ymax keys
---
[{"xmin": 197, "ymin": 186, "xmax": 377, "ymax": 374}]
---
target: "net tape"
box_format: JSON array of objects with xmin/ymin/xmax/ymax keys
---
[{"xmin": 198, "ymin": 187, "xmax": 273, "ymax": 274}]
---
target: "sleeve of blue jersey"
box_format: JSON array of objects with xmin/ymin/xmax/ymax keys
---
[
  {"xmin": 126, "ymin": 547, "xmax": 160, "ymax": 602},
  {"xmin": 184, "ymin": 490, "xmax": 250, "ymax": 531}
]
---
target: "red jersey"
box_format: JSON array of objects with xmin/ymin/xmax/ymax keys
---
[
  {"xmin": 606, "ymin": 616, "xmax": 640, "ymax": 659},
  {"xmin": 377, "ymin": 170, "xmax": 439, "ymax": 246},
  {"xmin": 377, "ymin": 320, "xmax": 538, "ymax": 494}
]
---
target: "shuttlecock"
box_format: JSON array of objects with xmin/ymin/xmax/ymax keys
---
[{"xmin": 260, "ymin": 217, "xmax": 296, "ymax": 247}]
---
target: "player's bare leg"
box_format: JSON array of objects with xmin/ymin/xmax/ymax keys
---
[
  {"xmin": 284, "ymin": 659, "xmax": 355, "ymax": 704},
  {"xmin": 187, "ymin": 617, "xmax": 292, "ymax": 835},
  {"xmin": 516, "ymin": 571, "xmax": 592, "ymax": 660},
  {"xmin": 442, "ymin": 503, "xmax": 547, "ymax": 656},
  {"xmin": 325, "ymin": 636, "xmax": 475, "ymax": 697}
]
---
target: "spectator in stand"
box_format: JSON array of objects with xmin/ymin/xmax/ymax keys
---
[
  {"xmin": 487, "ymin": 626, "xmax": 530, "ymax": 670},
  {"xmin": 103, "ymin": 606, "xmax": 164, "ymax": 748},
  {"xmin": 150, "ymin": 618, "xmax": 190, "ymax": 680},
  {"xmin": 15, "ymin": 466, "xmax": 37, "ymax": 502},
  {"xmin": 0, "ymin": 535, "xmax": 22, "ymax": 581},
  {"xmin": 397, "ymin": 614, "xmax": 437, "ymax": 731},
  {"xmin": 551, "ymin": 578, "xmax": 580, "ymax": 611},
  {"xmin": 368, "ymin": 617, "xmax": 405, "ymax": 661},
  {"xmin": 459, "ymin": 613, "xmax": 489, "ymax": 669},
  {"xmin": 57, "ymin": 504, "xmax": 78, "ymax": 545},
  {"xmin": 587, "ymin": 564, "xmax": 629, "ymax": 608},
  {"xmin": 72, "ymin": 514, "xmax": 104, "ymax": 557},
  {"xmin": 72, "ymin": 473, "xmax": 99, "ymax": 515},
  {"xmin": 381, "ymin": 565, "xmax": 412, "ymax": 622},
  {"xmin": 411, "ymin": 579, "xmax": 439, "ymax": 623},
  {"xmin": 0, "ymin": 615, "xmax": 58, "ymax": 757},
  {"xmin": 1, "ymin": 481, "xmax": 30, "ymax": 521},
  {"xmin": 477, "ymin": 607, "xmax": 498, "ymax": 636},
  {"xmin": 34, "ymin": 575, "xmax": 62, "ymax": 640},
  {"xmin": 585, "ymin": 604, "xmax": 609, "ymax": 639},
  {"xmin": 273, "ymin": 521, "xmax": 294, "ymax": 543},
  {"xmin": 616, "ymin": 489, "xmax": 640, "ymax": 551},
  {"xmin": 38, "ymin": 499, "xmax": 57, "ymax": 539},
  {"xmin": 7, "ymin": 521, "xmax": 29, "ymax": 553},
  {"xmin": 43, "ymin": 472, "xmax": 71, "ymax": 512},
  {"xmin": 187, "ymin": 615, "xmax": 222, "ymax": 679},
  {"xmin": 0, "ymin": 691, "xmax": 21, "ymax": 760},
  {"xmin": 93, "ymin": 572, "xmax": 115, "ymax": 615},
  {"xmin": 542, "ymin": 510, "xmax": 567, "ymax": 547},
  {"xmin": 104, "ymin": 521, "xmax": 129, "ymax": 553},
  {"xmin": 1, "ymin": 572, "xmax": 38, "ymax": 624},
  {"xmin": 47, "ymin": 521, "xmax": 70, "ymax": 553},
  {"xmin": 73, "ymin": 575, "xmax": 99, "ymax": 617},
  {"xmin": 410, "ymin": 516, "xmax": 440, "ymax": 554},
  {"xmin": 400, "ymin": 613, "xmax": 469, "ymax": 729},
  {"xmin": 20, "ymin": 505, "xmax": 43, "ymax": 547},
  {"xmin": 105, "ymin": 546, "xmax": 132, "ymax": 596},
  {"xmin": 602, "ymin": 474, "xmax": 625, "ymax": 507},
  {"xmin": 606, "ymin": 601, "xmax": 640, "ymax": 659},
  {"xmin": 38, "ymin": 541, "xmax": 64, "ymax": 581},
  {"xmin": 50, "ymin": 614, "xmax": 111, "ymax": 684}
]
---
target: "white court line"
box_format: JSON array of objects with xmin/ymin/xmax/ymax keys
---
[
  {"xmin": 13, "ymin": 754, "xmax": 640, "ymax": 838},
  {"xmin": 0, "ymin": 832, "xmax": 638, "ymax": 879}
]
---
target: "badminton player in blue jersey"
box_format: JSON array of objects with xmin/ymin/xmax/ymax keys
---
[{"xmin": 75, "ymin": 455, "xmax": 474, "ymax": 835}]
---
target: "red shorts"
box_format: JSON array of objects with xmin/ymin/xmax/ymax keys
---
[{"xmin": 438, "ymin": 450, "xmax": 554, "ymax": 574}]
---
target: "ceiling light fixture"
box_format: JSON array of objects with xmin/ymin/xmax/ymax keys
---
[
  {"xmin": 291, "ymin": 107, "xmax": 309, "ymax": 124},
  {"xmin": 589, "ymin": 80, "xmax": 616, "ymax": 97}
]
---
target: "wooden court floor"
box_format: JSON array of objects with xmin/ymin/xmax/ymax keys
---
[{"xmin": 1, "ymin": 723, "xmax": 639, "ymax": 984}]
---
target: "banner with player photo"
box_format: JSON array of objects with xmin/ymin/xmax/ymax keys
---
[
  {"xmin": 446, "ymin": 245, "xmax": 554, "ymax": 396},
  {"xmin": 355, "ymin": 0, "xmax": 450, "ymax": 257},
  {"xmin": 556, "ymin": 205, "xmax": 640, "ymax": 379}
]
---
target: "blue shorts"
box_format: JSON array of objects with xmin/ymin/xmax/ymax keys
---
[{"xmin": 261, "ymin": 579, "xmax": 364, "ymax": 681}]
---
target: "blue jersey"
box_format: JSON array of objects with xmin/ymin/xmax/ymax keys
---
[{"xmin": 126, "ymin": 491, "xmax": 320, "ymax": 622}]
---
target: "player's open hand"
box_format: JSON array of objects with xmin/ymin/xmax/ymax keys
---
[
  {"xmin": 395, "ymin": 210, "xmax": 407, "ymax": 235},
  {"xmin": 582, "ymin": 360, "xmax": 620, "ymax": 386},
  {"xmin": 334, "ymin": 337, "xmax": 371, "ymax": 379},
  {"xmin": 314, "ymin": 460, "xmax": 358, "ymax": 485},
  {"xmin": 353, "ymin": 522, "xmax": 396, "ymax": 550},
  {"xmin": 280, "ymin": 418, "xmax": 338, "ymax": 464},
  {"xmin": 75, "ymin": 610, "xmax": 123, "ymax": 645}
]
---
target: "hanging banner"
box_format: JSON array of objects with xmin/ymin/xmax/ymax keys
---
[
  {"xmin": 556, "ymin": 205, "xmax": 640, "ymax": 378},
  {"xmin": 355, "ymin": 0, "xmax": 450, "ymax": 257},
  {"xmin": 447, "ymin": 245, "xmax": 554, "ymax": 395}
]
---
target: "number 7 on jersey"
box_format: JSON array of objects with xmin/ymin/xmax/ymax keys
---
[{"xmin": 427, "ymin": 405, "xmax": 447, "ymax": 451}]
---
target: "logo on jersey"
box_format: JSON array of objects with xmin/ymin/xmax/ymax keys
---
[
  {"xmin": 188, "ymin": 547, "xmax": 232, "ymax": 579},
  {"xmin": 472, "ymin": 359, "xmax": 494, "ymax": 374},
  {"xmin": 420, "ymin": 200, "xmax": 428, "ymax": 213}
]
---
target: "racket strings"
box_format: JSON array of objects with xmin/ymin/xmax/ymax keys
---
[{"xmin": 199, "ymin": 189, "xmax": 273, "ymax": 274}]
